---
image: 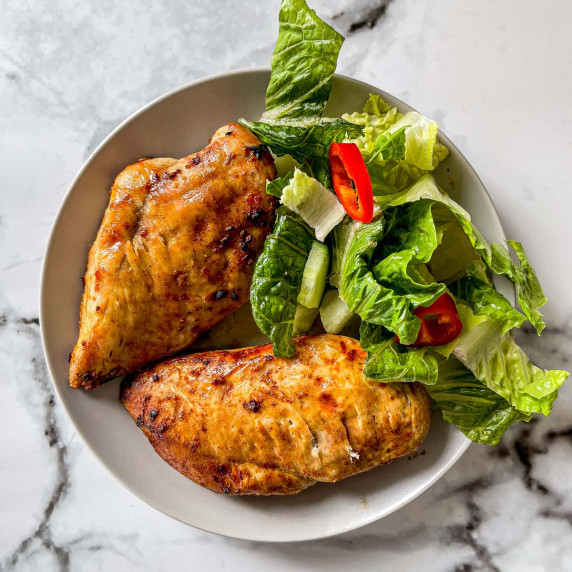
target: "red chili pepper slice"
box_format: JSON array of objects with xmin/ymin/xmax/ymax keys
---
[
  {"xmin": 329, "ymin": 142, "xmax": 373, "ymax": 223},
  {"xmin": 396, "ymin": 293, "xmax": 463, "ymax": 347}
]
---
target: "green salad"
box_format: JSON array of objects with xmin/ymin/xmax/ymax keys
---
[{"xmin": 239, "ymin": 0, "xmax": 569, "ymax": 446}]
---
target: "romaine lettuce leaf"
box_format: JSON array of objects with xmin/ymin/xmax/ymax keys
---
[
  {"xmin": 368, "ymin": 127, "xmax": 407, "ymax": 163},
  {"xmin": 342, "ymin": 94, "xmax": 402, "ymax": 158},
  {"xmin": 360, "ymin": 322, "xmax": 439, "ymax": 384},
  {"xmin": 344, "ymin": 95, "xmax": 449, "ymax": 191},
  {"xmin": 490, "ymin": 241, "xmax": 547, "ymax": 334},
  {"xmin": 426, "ymin": 357, "xmax": 532, "ymax": 445},
  {"xmin": 368, "ymin": 160, "xmax": 427, "ymax": 196},
  {"xmin": 428, "ymin": 205, "xmax": 482, "ymax": 283},
  {"xmin": 451, "ymin": 274, "xmax": 526, "ymax": 336},
  {"xmin": 377, "ymin": 175, "xmax": 547, "ymax": 333},
  {"xmin": 266, "ymin": 171, "xmax": 294, "ymax": 198},
  {"xmin": 262, "ymin": 0, "xmax": 344, "ymax": 126},
  {"xmin": 377, "ymin": 175, "xmax": 495, "ymax": 271},
  {"xmin": 305, "ymin": 155, "xmax": 333, "ymax": 189},
  {"xmin": 274, "ymin": 154, "xmax": 300, "ymax": 177},
  {"xmin": 376, "ymin": 174, "xmax": 474, "ymax": 219},
  {"xmin": 450, "ymin": 307, "xmax": 569, "ymax": 415},
  {"xmin": 386, "ymin": 112, "xmax": 440, "ymax": 170},
  {"xmin": 374, "ymin": 250, "xmax": 444, "ymax": 306},
  {"xmin": 407, "ymin": 263, "xmax": 438, "ymax": 287},
  {"xmin": 238, "ymin": 118, "xmax": 363, "ymax": 163},
  {"xmin": 281, "ymin": 169, "xmax": 346, "ymax": 241},
  {"xmin": 250, "ymin": 210, "xmax": 314, "ymax": 357},
  {"xmin": 373, "ymin": 200, "xmax": 446, "ymax": 307},
  {"xmin": 330, "ymin": 212, "xmax": 422, "ymax": 344},
  {"xmin": 363, "ymin": 93, "xmax": 393, "ymax": 116}
]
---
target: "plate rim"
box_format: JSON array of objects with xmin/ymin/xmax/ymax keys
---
[{"xmin": 39, "ymin": 66, "xmax": 511, "ymax": 542}]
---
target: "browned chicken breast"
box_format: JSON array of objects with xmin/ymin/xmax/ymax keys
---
[
  {"xmin": 69, "ymin": 123, "xmax": 277, "ymax": 389},
  {"xmin": 121, "ymin": 334, "xmax": 431, "ymax": 495}
]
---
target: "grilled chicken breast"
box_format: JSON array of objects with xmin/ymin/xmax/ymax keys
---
[
  {"xmin": 121, "ymin": 334, "xmax": 431, "ymax": 495},
  {"xmin": 69, "ymin": 123, "xmax": 277, "ymax": 389}
]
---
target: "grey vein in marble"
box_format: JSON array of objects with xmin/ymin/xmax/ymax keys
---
[
  {"xmin": 333, "ymin": 0, "xmax": 393, "ymax": 34},
  {"xmin": 0, "ymin": 313, "xmax": 70, "ymax": 571}
]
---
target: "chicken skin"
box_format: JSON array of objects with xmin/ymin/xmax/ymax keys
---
[
  {"xmin": 121, "ymin": 335, "xmax": 431, "ymax": 495},
  {"xmin": 69, "ymin": 123, "xmax": 277, "ymax": 389}
]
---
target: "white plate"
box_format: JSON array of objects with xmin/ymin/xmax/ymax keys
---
[{"xmin": 41, "ymin": 69, "xmax": 512, "ymax": 542}]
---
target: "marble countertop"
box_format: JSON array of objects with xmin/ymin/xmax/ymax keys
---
[{"xmin": 2, "ymin": 0, "xmax": 571, "ymax": 570}]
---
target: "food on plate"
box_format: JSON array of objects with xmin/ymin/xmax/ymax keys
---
[
  {"xmin": 239, "ymin": 0, "xmax": 569, "ymax": 446},
  {"xmin": 394, "ymin": 292, "xmax": 463, "ymax": 347},
  {"xmin": 74, "ymin": 0, "xmax": 568, "ymax": 501},
  {"xmin": 329, "ymin": 142, "xmax": 374, "ymax": 224},
  {"xmin": 121, "ymin": 334, "xmax": 431, "ymax": 495},
  {"xmin": 69, "ymin": 123, "xmax": 277, "ymax": 389}
]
